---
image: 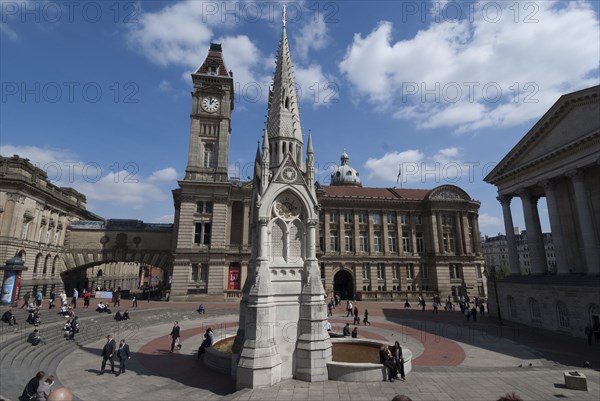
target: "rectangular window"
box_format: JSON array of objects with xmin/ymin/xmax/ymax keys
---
[
  {"xmin": 203, "ymin": 223, "xmax": 211, "ymax": 245},
  {"xmin": 344, "ymin": 231, "xmax": 353, "ymax": 252},
  {"xmin": 392, "ymin": 263, "xmax": 399, "ymax": 280},
  {"xmin": 420, "ymin": 263, "xmax": 428, "ymax": 278},
  {"xmin": 449, "ymin": 264, "xmax": 460, "ymax": 279},
  {"xmin": 359, "ymin": 231, "xmax": 368, "ymax": 252},
  {"xmin": 414, "ymin": 214, "xmax": 423, "ymax": 225},
  {"xmin": 400, "ymin": 214, "xmax": 409, "ymax": 225},
  {"xmin": 205, "ymin": 201, "xmax": 213, "ymax": 213},
  {"xmin": 194, "ymin": 223, "xmax": 202, "ymax": 244},
  {"xmin": 330, "ymin": 231, "xmax": 339, "ymax": 252},
  {"xmin": 402, "ymin": 233, "xmax": 412, "ymax": 252},
  {"xmin": 377, "ymin": 263, "xmax": 385, "ymax": 280},
  {"xmin": 372, "ymin": 213, "xmax": 382, "ymax": 225},
  {"xmin": 373, "ymin": 231, "xmax": 382, "ymax": 252},
  {"xmin": 362, "ymin": 263, "xmax": 370, "ymax": 280},
  {"xmin": 475, "ymin": 263, "xmax": 482, "ymax": 279},
  {"xmin": 416, "ymin": 232, "xmax": 424, "ymax": 253},
  {"xmin": 203, "ymin": 144, "xmax": 214, "ymax": 168},
  {"xmin": 191, "ymin": 263, "xmax": 199, "ymax": 282},
  {"xmin": 443, "ymin": 232, "xmax": 455, "ymax": 253},
  {"xmin": 196, "ymin": 201, "xmax": 204, "ymax": 213},
  {"xmin": 387, "ymin": 212, "xmax": 396, "ymax": 225},
  {"xmin": 344, "ymin": 211, "xmax": 353, "ymax": 223},
  {"xmin": 358, "ymin": 211, "xmax": 367, "ymax": 224},
  {"xmin": 406, "ymin": 263, "xmax": 414, "ymax": 279},
  {"xmin": 53, "ymin": 230, "xmax": 60, "ymax": 245},
  {"xmin": 329, "ymin": 211, "xmax": 338, "ymax": 224},
  {"xmin": 201, "ymin": 264, "xmax": 209, "ymax": 282},
  {"xmin": 388, "ymin": 232, "xmax": 397, "ymax": 252},
  {"xmin": 196, "ymin": 201, "xmax": 213, "ymax": 214}
]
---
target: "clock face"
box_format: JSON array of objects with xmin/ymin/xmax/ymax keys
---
[{"xmin": 201, "ymin": 96, "xmax": 220, "ymax": 112}]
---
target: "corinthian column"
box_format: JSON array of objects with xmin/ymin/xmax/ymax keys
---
[
  {"xmin": 498, "ymin": 195, "xmax": 520, "ymax": 275},
  {"xmin": 567, "ymin": 170, "xmax": 600, "ymax": 274},
  {"xmin": 541, "ymin": 180, "xmax": 569, "ymax": 274},
  {"xmin": 518, "ymin": 189, "xmax": 547, "ymax": 274}
]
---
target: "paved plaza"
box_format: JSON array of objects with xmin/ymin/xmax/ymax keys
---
[{"xmin": 1, "ymin": 301, "xmax": 599, "ymax": 401}]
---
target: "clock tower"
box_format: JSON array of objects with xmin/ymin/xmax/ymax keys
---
[{"xmin": 185, "ymin": 43, "xmax": 233, "ymax": 182}]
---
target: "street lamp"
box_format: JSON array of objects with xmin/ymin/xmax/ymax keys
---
[{"xmin": 485, "ymin": 266, "xmax": 503, "ymax": 324}]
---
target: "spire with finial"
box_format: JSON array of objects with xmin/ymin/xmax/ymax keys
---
[
  {"xmin": 265, "ymin": 0, "xmax": 303, "ymax": 171},
  {"xmin": 282, "ymin": 2, "xmax": 287, "ymax": 27}
]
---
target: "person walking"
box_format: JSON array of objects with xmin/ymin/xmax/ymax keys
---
[
  {"xmin": 21, "ymin": 291, "xmax": 31, "ymax": 308},
  {"xmin": 48, "ymin": 290, "xmax": 55, "ymax": 309},
  {"xmin": 327, "ymin": 300, "xmax": 333, "ymax": 317},
  {"xmin": 132, "ymin": 293, "xmax": 138, "ymax": 308},
  {"xmin": 35, "ymin": 290, "xmax": 43, "ymax": 308},
  {"xmin": 116, "ymin": 339, "xmax": 131, "ymax": 376},
  {"xmin": 363, "ymin": 309, "xmax": 370, "ymax": 325},
  {"xmin": 83, "ymin": 290, "xmax": 91, "ymax": 309},
  {"xmin": 71, "ymin": 288, "xmax": 78, "ymax": 309},
  {"xmin": 100, "ymin": 335, "xmax": 116, "ymax": 375},
  {"xmin": 169, "ymin": 321, "xmax": 181, "ymax": 353},
  {"xmin": 113, "ymin": 291, "xmax": 121, "ymax": 308}
]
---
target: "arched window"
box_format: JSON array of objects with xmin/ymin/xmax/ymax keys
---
[
  {"xmin": 43, "ymin": 255, "xmax": 51, "ymax": 275},
  {"xmin": 282, "ymin": 142, "xmax": 287, "ymax": 155},
  {"xmin": 529, "ymin": 298, "xmax": 541, "ymax": 321},
  {"xmin": 556, "ymin": 301, "xmax": 570, "ymax": 328},
  {"xmin": 203, "ymin": 144, "xmax": 214, "ymax": 168},
  {"xmin": 51, "ymin": 256, "xmax": 59, "ymax": 276},
  {"xmin": 285, "ymin": 96, "xmax": 290, "ymax": 110},
  {"xmin": 507, "ymin": 296, "xmax": 518, "ymax": 318},
  {"xmin": 33, "ymin": 254, "xmax": 42, "ymax": 274}
]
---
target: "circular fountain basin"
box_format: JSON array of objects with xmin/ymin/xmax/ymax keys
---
[
  {"xmin": 204, "ymin": 336, "xmax": 234, "ymax": 374},
  {"xmin": 203, "ymin": 336, "xmax": 412, "ymax": 383},
  {"xmin": 327, "ymin": 338, "xmax": 412, "ymax": 382}
]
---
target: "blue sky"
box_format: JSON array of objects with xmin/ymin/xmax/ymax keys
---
[{"xmin": 1, "ymin": 0, "xmax": 599, "ymax": 236}]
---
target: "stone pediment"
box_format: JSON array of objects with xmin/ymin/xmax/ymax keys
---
[
  {"xmin": 272, "ymin": 154, "xmax": 306, "ymax": 186},
  {"xmin": 485, "ymin": 86, "xmax": 599, "ymax": 184}
]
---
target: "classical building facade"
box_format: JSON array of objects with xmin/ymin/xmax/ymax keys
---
[
  {"xmin": 483, "ymin": 230, "xmax": 556, "ymax": 275},
  {"xmin": 0, "ymin": 155, "xmax": 100, "ymax": 302},
  {"xmin": 484, "ymin": 85, "xmax": 600, "ymax": 337},
  {"xmin": 0, "ymin": 156, "xmax": 148, "ymax": 303}
]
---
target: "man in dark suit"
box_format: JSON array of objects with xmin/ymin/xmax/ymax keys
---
[
  {"xmin": 100, "ymin": 334, "xmax": 116, "ymax": 374},
  {"xmin": 169, "ymin": 321, "xmax": 180, "ymax": 353},
  {"xmin": 116, "ymin": 339, "xmax": 131, "ymax": 376}
]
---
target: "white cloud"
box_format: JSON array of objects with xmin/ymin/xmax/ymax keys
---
[
  {"xmin": 151, "ymin": 214, "xmax": 175, "ymax": 224},
  {"xmin": 364, "ymin": 147, "xmax": 471, "ymax": 184},
  {"xmin": 364, "ymin": 149, "xmax": 424, "ymax": 182},
  {"xmin": 478, "ymin": 213, "xmax": 503, "ymax": 228},
  {"xmin": 0, "ymin": 145, "xmax": 77, "ymax": 171},
  {"xmin": 148, "ymin": 167, "xmax": 178, "ymax": 183},
  {"xmin": 294, "ymin": 64, "xmax": 338, "ymax": 107},
  {"xmin": 158, "ymin": 80, "xmax": 174, "ymax": 93},
  {"xmin": 294, "ymin": 13, "xmax": 329, "ymax": 62},
  {"xmin": 340, "ymin": 1, "xmax": 600, "ymax": 132}
]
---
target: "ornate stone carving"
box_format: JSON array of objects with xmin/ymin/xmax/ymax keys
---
[
  {"xmin": 497, "ymin": 195, "xmax": 512, "ymax": 206},
  {"xmin": 272, "ymin": 194, "xmax": 301, "ymax": 220},
  {"xmin": 430, "ymin": 190, "xmax": 461, "ymax": 200}
]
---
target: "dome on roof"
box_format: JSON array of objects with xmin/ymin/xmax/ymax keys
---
[{"xmin": 330, "ymin": 150, "xmax": 362, "ymax": 187}]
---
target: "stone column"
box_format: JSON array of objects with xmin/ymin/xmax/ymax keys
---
[
  {"xmin": 436, "ymin": 212, "xmax": 444, "ymax": 254},
  {"xmin": 410, "ymin": 214, "xmax": 417, "ymax": 256},
  {"xmin": 541, "ymin": 180, "xmax": 569, "ymax": 274},
  {"xmin": 498, "ymin": 196, "xmax": 520, "ymax": 275},
  {"xmin": 242, "ymin": 200, "xmax": 250, "ymax": 249},
  {"xmin": 455, "ymin": 212, "xmax": 464, "ymax": 255},
  {"xmin": 382, "ymin": 217, "xmax": 389, "ymax": 255},
  {"xmin": 0, "ymin": 193, "xmax": 18, "ymax": 237},
  {"xmin": 461, "ymin": 213, "xmax": 472, "ymax": 254},
  {"xmin": 567, "ymin": 170, "xmax": 600, "ymax": 274},
  {"xmin": 472, "ymin": 213, "xmax": 482, "ymax": 256},
  {"xmin": 518, "ymin": 189, "xmax": 547, "ymax": 274}
]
